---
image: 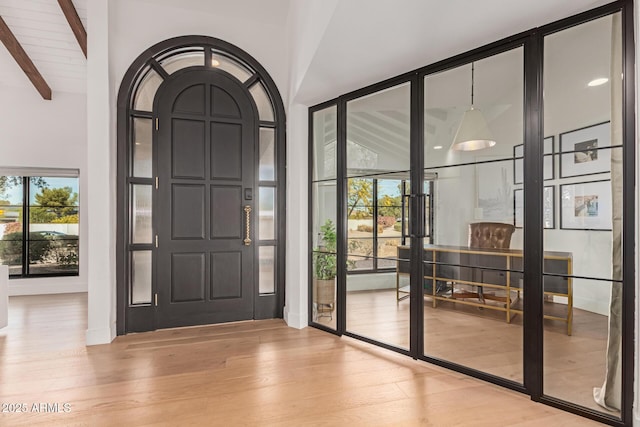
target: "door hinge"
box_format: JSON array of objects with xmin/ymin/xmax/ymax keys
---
[
  {"xmin": 155, "ymin": 118, "xmax": 159, "ymax": 130},
  {"xmin": 155, "ymin": 176, "xmax": 158, "ymax": 189},
  {"xmin": 155, "ymin": 235, "xmax": 158, "ymax": 248},
  {"xmin": 154, "ymin": 293, "xmax": 158, "ymax": 306}
]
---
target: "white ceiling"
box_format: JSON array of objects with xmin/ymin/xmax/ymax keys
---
[
  {"xmin": 317, "ymin": 9, "xmax": 616, "ymax": 171},
  {"xmin": 0, "ymin": 0, "xmax": 87, "ymax": 95},
  {"xmin": 0, "ymin": 0, "xmax": 616, "ymax": 101},
  {"xmin": 295, "ymin": 0, "xmax": 616, "ymax": 105},
  {"xmin": 140, "ymin": 0, "xmax": 291, "ymax": 27}
]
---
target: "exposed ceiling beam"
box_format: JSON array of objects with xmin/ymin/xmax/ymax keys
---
[
  {"xmin": 0, "ymin": 16, "xmax": 51, "ymax": 100},
  {"xmin": 57, "ymin": 0, "xmax": 87, "ymax": 58}
]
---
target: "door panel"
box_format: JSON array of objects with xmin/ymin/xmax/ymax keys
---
[
  {"xmin": 171, "ymin": 184, "xmax": 205, "ymax": 239},
  {"xmin": 211, "ymin": 122, "xmax": 243, "ymax": 180},
  {"xmin": 156, "ymin": 69, "xmax": 256, "ymax": 329},
  {"xmin": 211, "ymin": 252, "xmax": 243, "ymax": 299},
  {"xmin": 174, "ymin": 84, "xmax": 206, "ymax": 114},
  {"xmin": 171, "ymin": 253, "xmax": 206, "ymax": 302},
  {"xmin": 210, "ymin": 186, "xmax": 243, "ymax": 239},
  {"xmin": 211, "ymin": 86, "xmax": 241, "ymax": 118},
  {"xmin": 172, "ymin": 119, "xmax": 205, "ymax": 178}
]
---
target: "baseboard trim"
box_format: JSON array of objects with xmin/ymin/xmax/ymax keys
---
[
  {"xmin": 284, "ymin": 305, "xmax": 306, "ymax": 329},
  {"xmin": 9, "ymin": 280, "xmax": 87, "ymax": 296},
  {"xmin": 86, "ymin": 324, "xmax": 115, "ymax": 346}
]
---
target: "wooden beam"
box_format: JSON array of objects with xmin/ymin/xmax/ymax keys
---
[
  {"xmin": 0, "ymin": 16, "xmax": 51, "ymax": 100},
  {"xmin": 58, "ymin": 0, "xmax": 87, "ymax": 58}
]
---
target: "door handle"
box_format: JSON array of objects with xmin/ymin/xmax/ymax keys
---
[
  {"xmin": 408, "ymin": 194, "xmax": 426, "ymax": 238},
  {"xmin": 243, "ymin": 205, "xmax": 252, "ymax": 246}
]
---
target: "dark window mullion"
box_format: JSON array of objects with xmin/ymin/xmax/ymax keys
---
[
  {"xmin": 523, "ymin": 32, "xmax": 544, "ymax": 401},
  {"xmin": 128, "ymin": 177, "xmax": 154, "ymax": 185},
  {"xmin": 372, "ymin": 179, "xmax": 378, "ymax": 271},
  {"xmin": 22, "ymin": 176, "xmax": 28, "ymax": 277},
  {"xmin": 130, "ymin": 110, "xmax": 154, "ymax": 118}
]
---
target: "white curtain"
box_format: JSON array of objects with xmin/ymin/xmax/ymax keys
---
[{"xmin": 593, "ymin": 12, "xmax": 622, "ymax": 412}]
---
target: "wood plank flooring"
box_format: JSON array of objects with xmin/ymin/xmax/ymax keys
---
[
  {"xmin": 319, "ymin": 289, "xmax": 618, "ymax": 418},
  {"xmin": 0, "ymin": 293, "xmax": 606, "ymax": 426}
]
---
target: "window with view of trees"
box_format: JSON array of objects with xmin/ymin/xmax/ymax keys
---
[
  {"xmin": 347, "ymin": 178, "xmax": 432, "ymax": 272},
  {"xmin": 0, "ymin": 175, "xmax": 79, "ymax": 277}
]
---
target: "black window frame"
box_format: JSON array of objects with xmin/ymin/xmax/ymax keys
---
[
  {"xmin": 1, "ymin": 175, "xmax": 80, "ymax": 279},
  {"xmin": 346, "ymin": 177, "xmax": 434, "ymax": 274}
]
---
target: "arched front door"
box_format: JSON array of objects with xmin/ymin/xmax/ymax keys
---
[
  {"xmin": 155, "ymin": 69, "xmax": 257, "ymax": 328},
  {"xmin": 117, "ymin": 37, "xmax": 286, "ymax": 334}
]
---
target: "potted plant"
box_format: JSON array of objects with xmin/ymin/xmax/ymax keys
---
[{"xmin": 313, "ymin": 219, "xmax": 337, "ymax": 319}]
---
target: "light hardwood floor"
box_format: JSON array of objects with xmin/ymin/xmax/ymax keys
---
[
  {"xmin": 319, "ymin": 288, "xmax": 618, "ymax": 418},
  {"xmin": 0, "ymin": 293, "xmax": 606, "ymax": 426}
]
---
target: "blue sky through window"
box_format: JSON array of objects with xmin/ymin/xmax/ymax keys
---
[{"xmin": 1, "ymin": 177, "xmax": 79, "ymax": 206}]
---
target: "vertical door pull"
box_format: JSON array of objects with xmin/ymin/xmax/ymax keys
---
[
  {"xmin": 243, "ymin": 205, "xmax": 252, "ymax": 246},
  {"xmin": 408, "ymin": 194, "xmax": 426, "ymax": 238}
]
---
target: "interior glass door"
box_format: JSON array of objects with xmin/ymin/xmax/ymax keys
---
[
  {"xmin": 345, "ymin": 81, "xmax": 412, "ymax": 350},
  {"xmin": 422, "ymin": 47, "xmax": 525, "ymax": 383}
]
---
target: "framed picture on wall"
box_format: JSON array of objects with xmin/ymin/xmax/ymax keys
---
[
  {"xmin": 513, "ymin": 137, "xmax": 554, "ymax": 184},
  {"xmin": 560, "ymin": 180, "xmax": 612, "ymax": 230},
  {"xmin": 559, "ymin": 121, "xmax": 611, "ymax": 178},
  {"xmin": 514, "ymin": 186, "xmax": 554, "ymax": 229},
  {"xmin": 475, "ymin": 157, "xmax": 513, "ymax": 222}
]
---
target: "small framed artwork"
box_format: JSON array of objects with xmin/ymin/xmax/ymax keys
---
[
  {"xmin": 560, "ymin": 180, "xmax": 612, "ymax": 230},
  {"xmin": 559, "ymin": 121, "xmax": 611, "ymax": 178},
  {"xmin": 475, "ymin": 157, "xmax": 513, "ymax": 221},
  {"xmin": 514, "ymin": 186, "xmax": 555, "ymax": 229},
  {"xmin": 513, "ymin": 137, "xmax": 554, "ymax": 184}
]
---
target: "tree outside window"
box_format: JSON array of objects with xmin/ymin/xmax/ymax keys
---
[{"xmin": 0, "ymin": 175, "xmax": 79, "ymax": 277}]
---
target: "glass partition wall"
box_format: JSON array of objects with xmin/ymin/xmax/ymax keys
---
[
  {"xmin": 311, "ymin": 105, "xmax": 338, "ymax": 331},
  {"xmin": 423, "ymin": 47, "xmax": 524, "ymax": 383},
  {"xmin": 543, "ymin": 12, "xmax": 625, "ymax": 416},
  {"xmin": 308, "ymin": 2, "xmax": 634, "ymax": 425}
]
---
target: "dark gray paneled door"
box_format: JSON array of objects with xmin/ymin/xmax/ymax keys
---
[{"xmin": 156, "ymin": 69, "xmax": 256, "ymax": 328}]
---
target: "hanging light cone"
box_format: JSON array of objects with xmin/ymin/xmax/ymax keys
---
[
  {"xmin": 451, "ymin": 106, "xmax": 496, "ymax": 151},
  {"xmin": 451, "ymin": 62, "xmax": 496, "ymax": 151}
]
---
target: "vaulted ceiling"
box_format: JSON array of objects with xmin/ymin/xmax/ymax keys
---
[
  {"xmin": 0, "ymin": 0, "xmax": 615, "ymax": 106},
  {"xmin": 0, "ymin": 0, "xmax": 87, "ymax": 97}
]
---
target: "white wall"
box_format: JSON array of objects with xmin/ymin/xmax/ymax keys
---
[
  {"xmin": 0, "ymin": 85, "xmax": 88, "ymax": 296},
  {"xmin": 109, "ymin": 0, "xmax": 289, "ymax": 108},
  {"xmin": 86, "ymin": 0, "xmax": 114, "ymax": 345},
  {"xmin": 287, "ymin": 0, "xmax": 339, "ymax": 102},
  {"xmin": 284, "ymin": 0, "xmax": 340, "ymax": 329}
]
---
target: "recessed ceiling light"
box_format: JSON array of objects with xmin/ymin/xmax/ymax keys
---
[
  {"xmin": 433, "ymin": 145, "xmax": 443, "ymax": 150},
  {"xmin": 588, "ymin": 77, "xmax": 608, "ymax": 87}
]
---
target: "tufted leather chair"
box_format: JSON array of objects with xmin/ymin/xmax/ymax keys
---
[
  {"xmin": 468, "ymin": 222, "xmax": 515, "ymax": 249},
  {"xmin": 452, "ymin": 222, "xmax": 516, "ymax": 304}
]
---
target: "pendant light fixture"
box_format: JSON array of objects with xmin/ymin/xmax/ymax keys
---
[{"xmin": 451, "ymin": 62, "xmax": 496, "ymax": 151}]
